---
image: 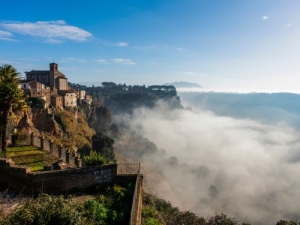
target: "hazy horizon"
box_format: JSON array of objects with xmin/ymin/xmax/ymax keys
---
[{"xmin": 1, "ymin": 0, "xmax": 300, "ymax": 92}]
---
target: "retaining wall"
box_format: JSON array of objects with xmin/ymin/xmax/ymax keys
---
[
  {"xmin": 12, "ymin": 133, "xmax": 77, "ymax": 165},
  {"xmin": 0, "ymin": 158, "xmax": 117, "ymax": 193}
]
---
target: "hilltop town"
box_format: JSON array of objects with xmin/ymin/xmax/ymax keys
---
[{"xmin": 20, "ymin": 62, "xmax": 178, "ymax": 110}]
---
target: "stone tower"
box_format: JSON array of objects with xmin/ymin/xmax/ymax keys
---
[{"xmin": 49, "ymin": 63, "xmax": 58, "ymax": 88}]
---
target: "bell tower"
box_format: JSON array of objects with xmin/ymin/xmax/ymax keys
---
[
  {"xmin": 50, "ymin": 63, "xmax": 58, "ymax": 72},
  {"xmin": 49, "ymin": 63, "xmax": 58, "ymax": 87}
]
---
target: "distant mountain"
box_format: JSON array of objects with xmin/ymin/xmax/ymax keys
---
[{"xmin": 164, "ymin": 81, "xmax": 203, "ymax": 88}]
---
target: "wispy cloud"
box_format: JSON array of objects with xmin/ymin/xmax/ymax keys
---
[
  {"xmin": 61, "ymin": 57, "xmax": 87, "ymax": 62},
  {"xmin": 59, "ymin": 67, "xmax": 76, "ymax": 71},
  {"xmin": 0, "ymin": 59, "xmax": 13, "ymax": 64},
  {"xmin": 0, "ymin": 30, "xmax": 17, "ymax": 41},
  {"xmin": 96, "ymin": 59, "xmax": 109, "ymax": 64},
  {"xmin": 116, "ymin": 42, "xmax": 128, "ymax": 47},
  {"xmin": 18, "ymin": 58, "xmax": 38, "ymax": 61},
  {"xmin": 176, "ymin": 47, "xmax": 188, "ymax": 51},
  {"xmin": 0, "ymin": 20, "xmax": 92, "ymax": 43},
  {"xmin": 262, "ymin": 16, "xmax": 269, "ymax": 21},
  {"xmin": 112, "ymin": 58, "xmax": 136, "ymax": 65},
  {"xmin": 133, "ymin": 44, "xmax": 188, "ymax": 52},
  {"xmin": 286, "ymin": 23, "xmax": 292, "ymax": 27},
  {"xmin": 133, "ymin": 44, "xmax": 169, "ymax": 50},
  {"xmin": 0, "ymin": 30, "xmax": 13, "ymax": 37},
  {"xmin": 184, "ymin": 72, "xmax": 196, "ymax": 75}
]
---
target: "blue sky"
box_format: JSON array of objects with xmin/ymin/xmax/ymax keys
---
[{"xmin": 1, "ymin": 0, "xmax": 300, "ymax": 92}]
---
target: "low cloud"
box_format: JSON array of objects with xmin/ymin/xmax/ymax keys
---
[
  {"xmin": 116, "ymin": 100, "xmax": 300, "ymax": 224},
  {"xmin": 112, "ymin": 58, "xmax": 136, "ymax": 65},
  {"xmin": 0, "ymin": 20, "xmax": 92, "ymax": 42}
]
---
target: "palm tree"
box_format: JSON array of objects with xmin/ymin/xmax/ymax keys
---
[{"xmin": 0, "ymin": 64, "xmax": 24, "ymax": 156}]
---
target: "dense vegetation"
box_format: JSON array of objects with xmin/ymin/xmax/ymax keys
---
[
  {"xmin": 92, "ymin": 132, "xmax": 115, "ymax": 162},
  {"xmin": 142, "ymin": 193, "xmax": 297, "ymax": 225},
  {"xmin": 0, "ymin": 184, "xmax": 134, "ymax": 225},
  {"xmin": 27, "ymin": 97, "xmax": 46, "ymax": 109},
  {"xmin": 54, "ymin": 110, "xmax": 95, "ymax": 152},
  {"xmin": 81, "ymin": 131, "xmax": 116, "ymax": 165},
  {"xmin": 70, "ymin": 81, "xmax": 180, "ymax": 114}
]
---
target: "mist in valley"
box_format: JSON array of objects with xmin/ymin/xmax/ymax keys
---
[{"xmin": 115, "ymin": 94, "xmax": 300, "ymax": 224}]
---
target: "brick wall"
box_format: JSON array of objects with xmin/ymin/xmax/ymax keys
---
[{"xmin": 0, "ymin": 158, "xmax": 117, "ymax": 193}]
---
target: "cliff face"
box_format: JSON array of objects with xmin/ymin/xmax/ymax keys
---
[
  {"xmin": 43, "ymin": 114, "xmax": 62, "ymax": 136},
  {"xmin": 31, "ymin": 108, "xmax": 62, "ymax": 136},
  {"xmin": 16, "ymin": 108, "xmax": 62, "ymax": 136},
  {"xmin": 17, "ymin": 110, "xmax": 36, "ymax": 134}
]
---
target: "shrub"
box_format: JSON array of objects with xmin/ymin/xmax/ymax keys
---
[
  {"xmin": 84, "ymin": 151, "xmax": 106, "ymax": 166},
  {"xmin": 12, "ymin": 131, "xmax": 27, "ymax": 146},
  {"xmin": 83, "ymin": 200, "xmax": 107, "ymax": 224},
  {"xmin": 0, "ymin": 194, "xmax": 86, "ymax": 225}
]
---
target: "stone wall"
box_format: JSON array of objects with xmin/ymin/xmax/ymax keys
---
[
  {"xmin": 0, "ymin": 158, "xmax": 117, "ymax": 193},
  {"xmin": 12, "ymin": 133, "xmax": 78, "ymax": 165}
]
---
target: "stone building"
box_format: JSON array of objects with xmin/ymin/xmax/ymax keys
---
[
  {"xmin": 59, "ymin": 90, "xmax": 77, "ymax": 108},
  {"xmin": 51, "ymin": 95, "xmax": 63, "ymax": 108},
  {"xmin": 79, "ymin": 90, "xmax": 86, "ymax": 100},
  {"xmin": 25, "ymin": 63, "xmax": 68, "ymax": 91},
  {"xmin": 19, "ymin": 80, "xmax": 51, "ymax": 107},
  {"xmin": 22, "ymin": 62, "xmax": 85, "ymax": 108}
]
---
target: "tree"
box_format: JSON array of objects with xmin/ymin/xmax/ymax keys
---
[
  {"xmin": 0, "ymin": 65, "xmax": 24, "ymax": 156},
  {"xmin": 27, "ymin": 97, "xmax": 45, "ymax": 108},
  {"xmin": 92, "ymin": 132, "xmax": 115, "ymax": 162}
]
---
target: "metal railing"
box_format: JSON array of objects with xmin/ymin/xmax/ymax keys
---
[{"xmin": 118, "ymin": 163, "xmax": 140, "ymax": 175}]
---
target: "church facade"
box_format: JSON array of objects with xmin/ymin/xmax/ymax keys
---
[{"xmin": 25, "ymin": 63, "xmax": 68, "ymax": 91}]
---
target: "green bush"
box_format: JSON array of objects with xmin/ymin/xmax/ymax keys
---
[
  {"xmin": 83, "ymin": 200, "xmax": 107, "ymax": 224},
  {"xmin": 84, "ymin": 151, "xmax": 106, "ymax": 166},
  {"xmin": 0, "ymin": 194, "xmax": 86, "ymax": 225},
  {"xmin": 12, "ymin": 131, "xmax": 27, "ymax": 146},
  {"xmin": 0, "ymin": 184, "xmax": 134, "ymax": 225},
  {"xmin": 144, "ymin": 218, "xmax": 162, "ymax": 225}
]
